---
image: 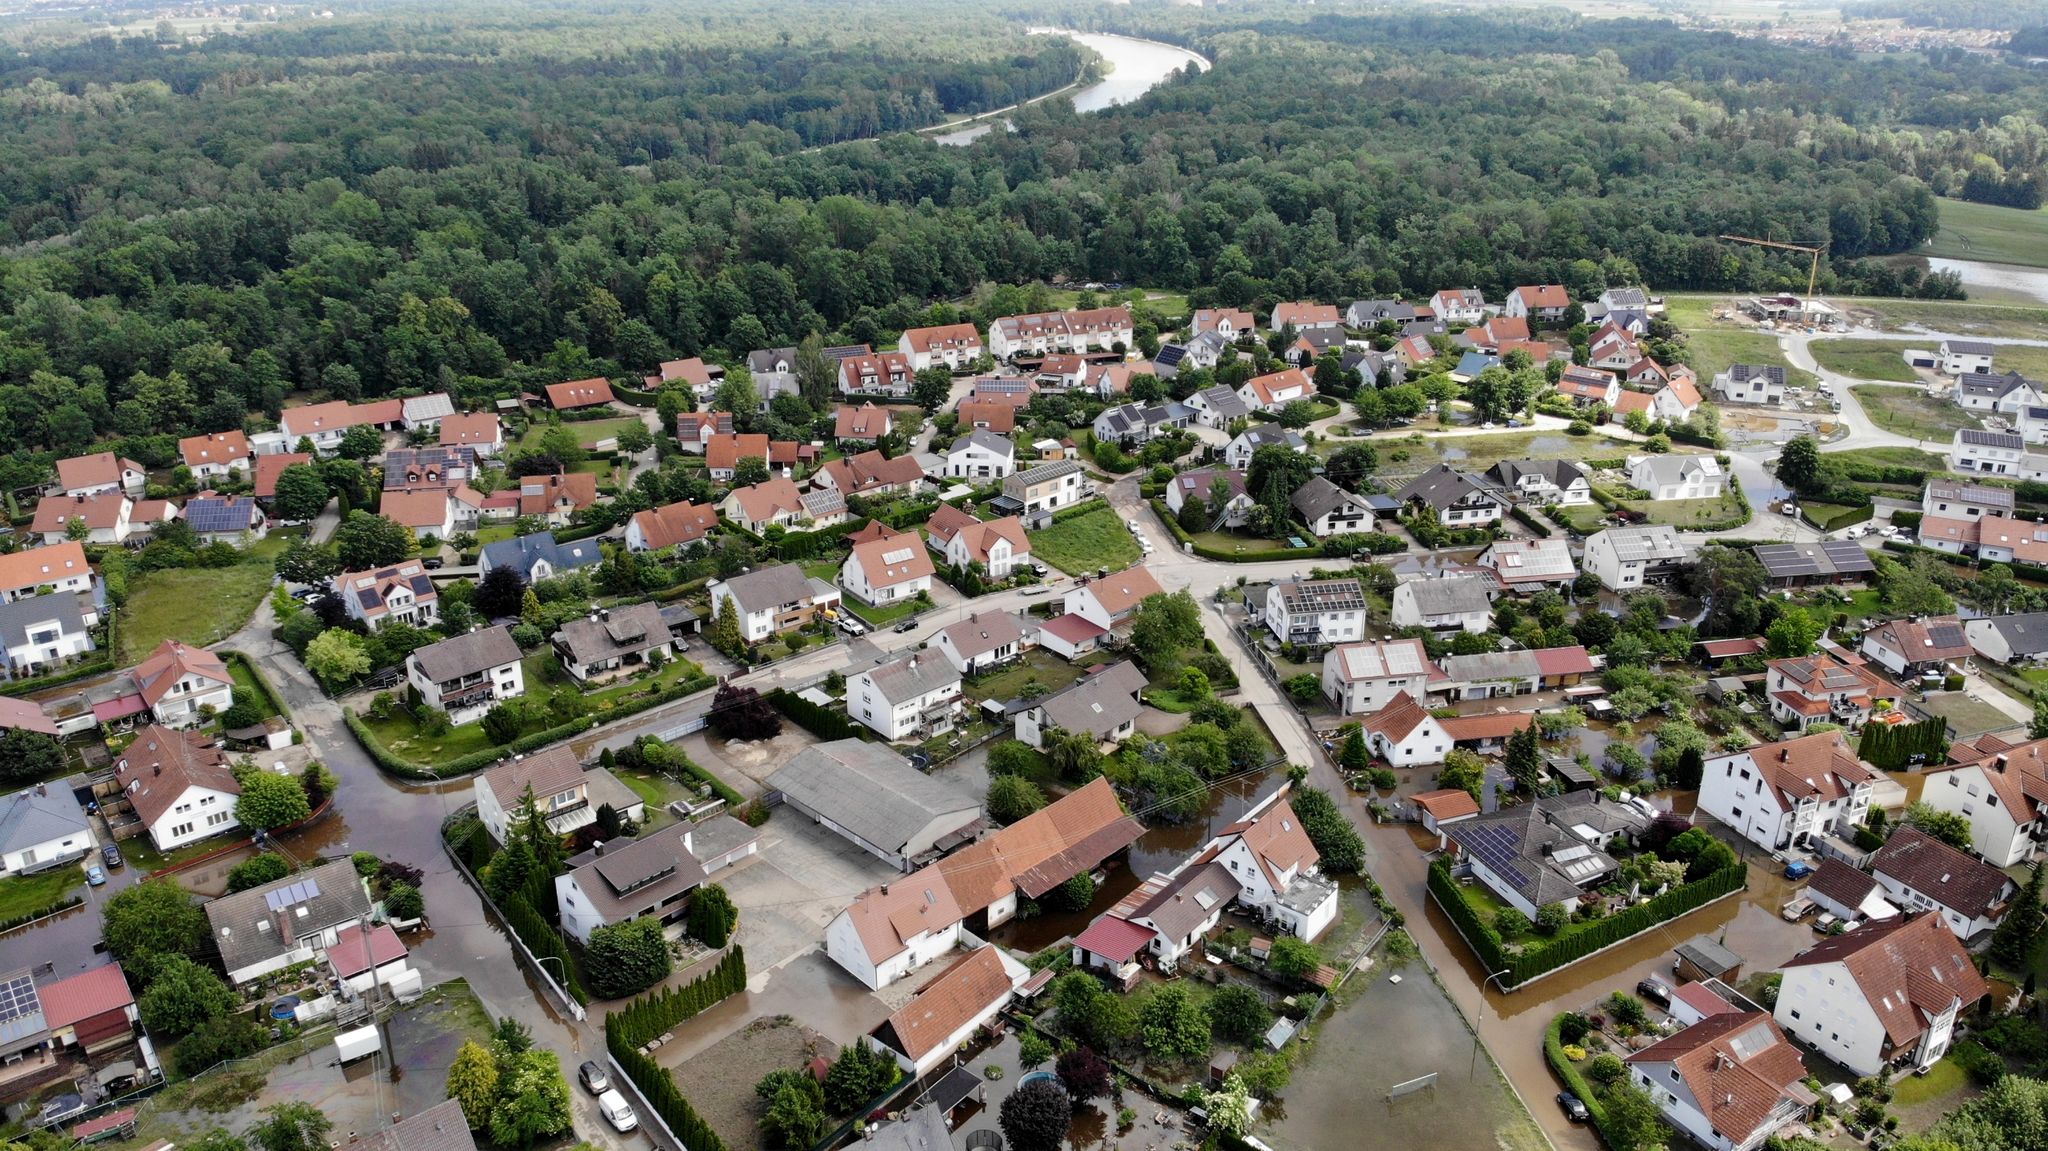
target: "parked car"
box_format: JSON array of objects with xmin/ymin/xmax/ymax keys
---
[
  {"xmin": 85, "ymin": 865, "xmax": 105, "ymax": 886},
  {"xmin": 596, "ymin": 1090, "xmax": 637, "ymax": 1133},
  {"xmin": 837, "ymin": 616, "xmax": 867, "ymax": 637},
  {"xmin": 100, "ymin": 843, "xmax": 122, "ymax": 869},
  {"xmin": 422, "ymin": 557, "xmax": 444, "ymax": 570},
  {"xmin": 1813, "ymin": 912, "xmax": 1841, "ymax": 933},
  {"xmin": 578, "ymin": 1061, "xmax": 610, "ymax": 1095},
  {"xmin": 1781, "ymin": 896, "xmax": 1817, "ymax": 922},
  {"xmin": 1783, "ymin": 859, "xmax": 1815, "ymax": 880},
  {"xmin": 894, "ymin": 619, "xmax": 918, "ymax": 634},
  {"xmin": 1032, "ymin": 562, "xmax": 1049, "ymax": 576},
  {"xmin": 1780, "ymin": 502, "xmax": 1799, "ymax": 516},
  {"xmin": 1635, "ymin": 977, "xmax": 1672, "ymax": 1006},
  {"xmin": 1557, "ymin": 1092, "xmax": 1590, "ymax": 1122}
]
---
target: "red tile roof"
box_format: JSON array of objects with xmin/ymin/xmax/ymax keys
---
[
  {"xmin": 1532, "ymin": 646, "xmax": 1596, "ymax": 677},
  {"xmin": 1037, "ymin": 613, "xmax": 1107, "ymax": 646},
  {"xmin": 842, "ymin": 862, "xmax": 963, "ymax": 965},
  {"xmin": 1072, "ymin": 915, "xmax": 1155, "ymax": 964},
  {"xmin": 37, "ymin": 964, "xmax": 134, "ymax": 1031},
  {"xmin": 1362, "ymin": 692, "xmax": 1435, "ymax": 743},
  {"xmin": 1782, "ymin": 913, "xmax": 1987, "ymax": 1050},
  {"xmin": 178, "ymin": 430, "xmax": 250, "ymax": 469},
  {"xmin": 253, "ymin": 453, "xmax": 313, "ymax": 499},
  {"xmin": 0, "ymin": 542, "xmax": 92, "ymax": 595},
  {"xmin": 545, "ymin": 378, "xmax": 615, "ymax": 409},
  {"xmin": 937, "ymin": 777, "xmax": 1141, "ymax": 915},
  {"xmin": 1871, "ymin": 826, "xmax": 2014, "ymax": 919},
  {"xmin": 1698, "ymin": 637, "xmax": 1766, "ymax": 659},
  {"xmin": 328, "ymin": 922, "xmax": 409, "ymax": 978},
  {"xmin": 881, "ymin": 946, "xmax": 1013, "ymax": 1061},
  {"xmin": 1412, "ymin": 789, "xmax": 1480, "ymax": 823},
  {"xmin": 135, "ymin": 640, "xmax": 231, "ymax": 706},
  {"xmin": 1440, "ymin": 712, "xmax": 1537, "ymax": 742},
  {"xmin": 1625, "ymin": 1012, "xmax": 1810, "ymax": 1147},
  {"xmin": 1513, "ymin": 284, "xmax": 1571, "ymax": 309},
  {"xmin": 114, "ymin": 723, "xmax": 239, "ymax": 827}
]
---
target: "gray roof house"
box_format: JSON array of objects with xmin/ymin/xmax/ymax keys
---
[
  {"xmin": 1290, "ymin": 476, "xmax": 1375, "ymax": 538},
  {"xmin": 0, "ymin": 593, "xmax": 91, "ymax": 679},
  {"xmin": 1390, "ymin": 575, "xmax": 1495, "ymax": 632},
  {"xmin": 1226, "ymin": 425, "xmax": 1308, "ymax": 470},
  {"xmin": 766, "ymin": 740, "xmax": 983, "ymax": 870},
  {"xmin": 554, "ymin": 814, "xmax": 761, "ymax": 944},
  {"xmin": 715, "ymin": 563, "xmax": 816, "ymax": 617},
  {"xmin": 551, "ymin": 602, "xmax": 673, "ymax": 684},
  {"xmin": 1965, "ymin": 611, "xmax": 2048, "ymax": 665},
  {"xmin": 1445, "ymin": 791, "xmax": 1648, "ymax": 917},
  {"xmin": 478, "ymin": 531, "xmax": 603, "ymax": 585},
  {"xmin": 1346, "ymin": 299, "xmax": 1417, "ymax": 326},
  {"xmin": 204, "ymin": 859, "xmax": 373, "ymax": 985},
  {"xmin": 356, "ymin": 1101, "xmax": 479, "ymax": 1151},
  {"xmin": 1489, "ymin": 459, "xmax": 1592, "ymax": 505},
  {"xmin": 0, "ymin": 786, "xmax": 94, "ymax": 876},
  {"xmin": 1016, "ymin": 660, "xmax": 1148, "ymax": 748},
  {"xmin": 1190, "ymin": 384, "xmax": 1251, "ymax": 427},
  {"xmin": 1395, "ymin": 464, "xmax": 1510, "ymax": 523},
  {"xmin": 409, "ymin": 626, "xmax": 522, "ymax": 687}
]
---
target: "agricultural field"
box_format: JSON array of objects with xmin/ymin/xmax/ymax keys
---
[{"xmin": 1924, "ymin": 197, "xmax": 2048, "ymax": 269}]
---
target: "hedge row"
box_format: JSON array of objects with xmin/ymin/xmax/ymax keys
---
[
  {"xmin": 504, "ymin": 893, "xmax": 589, "ymax": 1004},
  {"xmin": 1146, "ymin": 499, "xmax": 1320, "ymax": 562},
  {"xmin": 767, "ymin": 687, "xmax": 865, "ymax": 742},
  {"xmin": 1049, "ymin": 496, "xmax": 1112, "ymax": 524},
  {"xmin": 0, "ymin": 657, "xmax": 115, "ymax": 698},
  {"xmin": 1891, "ymin": 510, "xmax": 1924, "ymax": 530},
  {"xmin": 1508, "ymin": 505, "xmax": 1552, "ymax": 538},
  {"xmin": 1544, "ymin": 1014, "xmax": 1626, "ymax": 1150},
  {"xmin": 0, "ymin": 895, "xmax": 83, "ymax": 935},
  {"xmin": 1430, "ymin": 856, "xmax": 1748, "ymax": 987},
  {"xmin": 666, "ymin": 746, "xmax": 748, "ymax": 809},
  {"xmin": 220, "ymin": 650, "xmax": 291, "ymax": 720},
  {"xmin": 1802, "ymin": 503, "xmax": 1875, "ymax": 533},
  {"xmin": 605, "ymin": 950, "xmax": 748, "ymax": 1151}
]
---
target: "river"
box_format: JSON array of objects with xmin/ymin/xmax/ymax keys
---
[{"xmin": 931, "ymin": 30, "xmax": 1210, "ymax": 146}]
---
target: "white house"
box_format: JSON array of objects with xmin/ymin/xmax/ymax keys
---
[
  {"xmin": 842, "ymin": 535, "xmax": 935, "ymax": 606},
  {"xmin": 1504, "ymin": 284, "xmax": 1570, "ymax": 323},
  {"xmin": 1955, "ymin": 369, "xmax": 2043, "ymax": 416},
  {"xmin": 1624, "ymin": 1013, "xmax": 1814, "ymax": 1151},
  {"xmin": 1712, "ymin": 364, "xmax": 1787, "ymax": 406},
  {"xmin": 1000, "ymin": 460, "xmax": 1090, "ymax": 518},
  {"xmin": 849, "ymin": 651, "xmax": 962, "ymax": 742},
  {"xmin": 134, "ymin": 639, "xmax": 235, "ymax": 727},
  {"xmin": 1445, "ymin": 791, "xmax": 1645, "ymax": 918},
  {"xmin": 1804, "ymin": 859, "xmax": 1899, "ymax": 926},
  {"xmin": 934, "ymin": 610, "xmax": 1031, "ymax": 676},
  {"xmin": 1225, "ymin": 426, "xmax": 1307, "ymax": 471},
  {"xmin": 1237, "ymin": 368, "xmax": 1316, "ymax": 414},
  {"xmin": 1320, "ymin": 639, "xmax": 1442, "ymax": 715},
  {"xmin": 897, "ymin": 324, "xmax": 983, "ymax": 373},
  {"xmin": 1773, "ymin": 912, "xmax": 1986, "ymax": 1077},
  {"xmin": 1489, "ymin": 459, "xmax": 1592, "ymax": 506},
  {"xmin": 54, "ymin": 452, "xmax": 146, "ymax": 499},
  {"xmin": 707, "ymin": 563, "xmax": 829, "ymax": 642},
  {"xmin": 1290, "ymin": 477, "xmax": 1374, "ymax": 538},
  {"xmin": 178, "ymin": 431, "xmax": 251, "ymax": 481},
  {"xmin": 870, "ymin": 945, "xmax": 1028, "ymax": 1076},
  {"xmin": 554, "ymin": 817, "xmax": 759, "ymax": 945},
  {"xmin": 826, "ymin": 863, "xmax": 964, "ymax": 990},
  {"xmin": 1390, "ymin": 576, "xmax": 1493, "ymax": 633},
  {"xmin": 1429, "ymin": 288, "xmax": 1489, "ymax": 326},
  {"xmin": 0, "ymin": 543, "xmax": 95, "ymax": 606},
  {"xmin": 406, "ymin": 626, "xmax": 525, "ymax": 726},
  {"xmin": 1629, "ymin": 454, "xmax": 1724, "ymax": 500},
  {"xmin": 987, "ymin": 306, "xmax": 1132, "ymax": 360},
  {"xmin": 1947, "ymin": 429, "xmax": 2027, "ymax": 478},
  {"xmin": 1262, "ymin": 578, "xmax": 1368, "ymax": 646},
  {"xmin": 944, "ymin": 430, "xmax": 1015, "ymax": 479},
  {"xmin": 552, "ymin": 602, "xmax": 674, "ymax": 685},
  {"xmin": 1063, "ymin": 564, "xmax": 1163, "ymax": 630},
  {"xmin": 204, "ymin": 860, "xmax": 370, "ymax": 986},
  {"xmin": 1858, "ymin": 616, "xmax": 1971, "ymax": 679},
  {"xmin": 112, "ymin": 723, "xmax": 241, "ymax": 852},
  {"xmin": 1014, "ymin": 661, "xmax": 1147, "ymax": 748},
  {"xmin": 924, "ymin": 507, "xmax": 1030, "ymax": 579},
  {"xmin": 0, "ymin": 786, "xmax": 94, "ymax": 877},
  {"xmin": 0, "ymin": 595, "xmax": 94, "ymax": 681},
  {"xmin": 1869, "ymin": 825, "xmax": 2015, "ymax": 939},
  {"xmin": 1202, "ymin": 788, "xmax": 1340, "ymax": 940},
  {"xmin": 1916, "ymin": 737, "xmax": 2048, "ymax": 866},
  {"xmin": 1164, "ymin": 468, "xmax": 1252, "ymax": 528},
  {"xmin": 1360, "ymin": 692, "xmax": 1453, "ymax": 767},
  {"xmin": 1964, "ymin": 612, "xmax": 2048, "ymax": 667},
  {"xmin": 1698, "ymin": 732, "xmax": 1874, "ymax": 854},
  {"xmin": 1395, "ymin": 464, "xmax": 1508, "ymax": 527},
  {"xmin": 336, "ymin": 561, "xmax": 439, "ymax": 631},
  {"xmin": 1764, "ymin": 651, "xmax": 1894, "ymax": 732},
  {"xmin": 473, "ymin": 746, "xmax": 644, "ymax": 844},
  {"xmin": 1582, "ymin": 525, "xmax": 1692, "ymax": 592},
  {"xmin": 1186, "ymin": 384, "xmax": 1249, "ymax": 429},
  {"xmin": 1939, "ymin": 339, "xmax": 1997, "ymax": 377}
]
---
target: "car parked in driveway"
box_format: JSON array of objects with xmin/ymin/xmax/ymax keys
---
[
  {"xmin": 1557, "ymin": 1092, "xmax": 1590, "ymax": 1122},
  {"xmin": 100, "ymin": 843, "xmax": 121, "ymax": 869},
  {"xmin": 85, "ymin": 865, "xmax": 105, "ymax": 886}
]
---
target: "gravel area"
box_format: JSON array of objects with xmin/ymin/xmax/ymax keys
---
[{"xmin": 672, "ymin": 1016, "xmax": 840, "ymax": 1151}]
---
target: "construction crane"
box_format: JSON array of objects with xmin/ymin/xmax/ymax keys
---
[{"xmin": 1719, "ymin": 235, "xmax": 1829, "ymax": 300}]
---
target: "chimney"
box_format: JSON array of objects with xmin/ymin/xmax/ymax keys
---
[
  {"xmin": 594, "ymin": 841, "xmax": 605, "ymax": 856},
  {"xmin": 600, "ymin": 608, "xmax": 610, "ymax": 622},
  {"xmin": 1996, "ymin": 755, "xmax": 2009, "ymax": 774},
  {"xmin": 1779, "ymin": 748, "xmax": 1790, "ymax": 762},
  {"xmin": 880, "ymin": 884, "xmax": 890, "ymax": 896},
  {"xmin": 153, "ymin": 764, "xmax": 161, "ymax": 777},
  {"xmin": 275, "ymin": 909, "xmax": 296, "ymax": 947}
]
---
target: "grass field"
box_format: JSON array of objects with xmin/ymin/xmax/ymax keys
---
[
  {"xmin": 1633, "ymin": 490, "xmax": 1745, "ymax": 528},
  {"xmin": 518, "ymin": 416, "xmax": 642, "ymax": 451},
  {"xmin": 226, "ymin": 656, "xmax": 281, "ymax": 720},
  {"xmin": 121, "ymin": 563, "xmax": 277, "ymax": 663},
  {"xmin": 0, "ymin": 868, "xmax": 80, "ymax": 921},
  {"xmin": 1825, "ymin": 445, "xmax": 1951, "ymax": 473},
  {"xmin": 1809, "ymin": 339, "xmax": 1920, "ymax": 382},
  {"xmin": 1977, "ymin": 343, "xmax": 2048, "ymax": 381},
  {"xmin": 1028, "ymin": 502, "xmax": 1141, "ymax": 574},
  {"xmin": 1372, "ymin": 428, "xmax": 1666, "ymax": 481},
  {"xmin": 1845, "ymin": 297, "xmax": 2048, "ymax": 340},
  {"xmin": 1849, "ymin": 385, "xmax": 1982, "ymax": 443},
  {"xmin": 1890, "ymin": 1056, "xmax": 1969, "ymax": 1110},
  {"xmin": 1663, "ymin": 295, "xmax": 1819, "ymax": 387},
  {"xmin": 1926, "ymin": 197, "xmax": 2048, "ymax": 269}
]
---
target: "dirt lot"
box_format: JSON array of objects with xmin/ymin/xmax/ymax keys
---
[
  {"xmin": 667, "ymin": 1016, "xmax": 840, "ymax": 1151},
  {"xmin": 684, "ymin": 725, "xmax": 822, "ymax": 792}
]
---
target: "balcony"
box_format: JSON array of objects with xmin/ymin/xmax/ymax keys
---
[{"xmin": 440, "ymin": 681, "xmax": 497, "ymax": 708}]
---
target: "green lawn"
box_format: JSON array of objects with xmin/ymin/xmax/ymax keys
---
[
  {"xmin": 845, "ymin": 595, "xmax": 924, "ymax": 627},
  {"xmin": 475, "ymin": 524, "xmax": 517, "ymax": 546},
  {"xmin": 1366, "ymin": 429, "xmax": 1643, "ymax": 478},
  {"xmin": 120, "ymin": 563, "xmax": 277, "ymax": 663},
  {"xmin": 1891, "ymin": 1056, "xmax": 1969, "ymax": 1109},
  {"xmin": 0, "ymin": 868, "xmax": 81, "ymax": 921},
  {"xmin": 1925, "ymin": 197, "xmax": 2048, "ymax": 269},
  {"xmin": 1850, "ymin": 385, "xmax": 1982, "ymax": 443},
  {"xmin": 1630, "ymin": 490, "xmax": 1745, "ymax": 528},
  {"xmin": 226, "ymin": 656, "xmax": 281, "ymax": 720},
  {"xmin": 1810, "ymin": 339, "xmax": 1921, "ymax": 382},
  {"xmin": 521, "ymin": 416, "xmax": 643, "ymax": 450},
  {"xmin": 1975, "ymin": 343, "xmax": 2048, "ymax": 383},
  {"xmin": 1028, "ymin": 503, "xmax": 1141, "ymax": 575},
  {"xmin": 1825, "ymin": 445, "xmax": 1951, "ymax": 473},
  {"xmin": 964, "ymin": 650, "xmax": 1086, "ymax": 703}
]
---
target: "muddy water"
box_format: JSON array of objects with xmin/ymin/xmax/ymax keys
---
[
  {"xmin": 989, "ymin": 765, "xmax": 1278, "ymax": 954},
  {"xmin": 1272, "ymin": 958, "xmax": 1532, "ymax": 1151},
  {"xmin": 933, "ymin": 31, "xmax": 1209, "ymax": 146}
]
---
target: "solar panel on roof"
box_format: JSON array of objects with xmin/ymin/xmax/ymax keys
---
[
  {"xmin": 0, "ymin": 972, "xmax": 38, "ymax": 1025},
  {"xmin": 264, "ymin": 878, "xmax": 321, "ymax": 912},
  {"xmin": 187, "ymin": 498, "xmax": 252, "ymax": 534}
]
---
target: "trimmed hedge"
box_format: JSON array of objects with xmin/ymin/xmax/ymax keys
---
[
  {"xmin": 1890, "ymin": 510, "xmax": 1923, "ymax": 530},
  {"xmin": 767, "ymin": 687, "xmax": 864, "ymax": 742},
  {"xmin": 1508, "ymin": 505, "xmax": 1552, "ymax": 538},
  {"xmin": 606, "ymin": 949, "xmax": 748, "ymax": 1151},
  {"xmin": 0, "ymin": 657, "xmax": 116, "ymax": 698},
  {"xmin": 1430, "ymin": 856, "xmax": 1748, "ymax": 987},
  {"xmin": 504, "ymin": 894, "xmax": 588, "ymax": 1004},
  {"xmin": 0, "ymin": 895, "xmax": 83, "ymax": 934},
  {"xmin": 663, "ymin": 745, "xmax": 748, "ymax": 809},
  {"xmin": 1545, "ymin": 1014, "xmax": 1626, "ymax": 1150},
  {"xmin": 1802, "ymin": 503, "xmax": 1874, "ymax": 533}
]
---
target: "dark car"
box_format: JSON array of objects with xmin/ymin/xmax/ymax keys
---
[
  {"xmin": 1557, "ymin": 1092, "xmax": 1590, "ymax": 1122},
  {"xmin": 422, "ymin": 557, "xmax": 445, "ymax": 570},
  {"xmin": 578, "ymin": 1060, "xmax": 610, "ymax": 1095},
  {"xmin": 894, "ymin": 619, "xmax": 918, "ymax": 634},
  {"xmin": 101, "ymin": 843, "xmax": 122, "ymax": 869},
  {"xmin": 1636, "ymin": 977, "xmax": 1672, "ymax": 1006},
  {"xmin": 1783, "ymin": 859, "xmax": 1816, "ymax": 880}
]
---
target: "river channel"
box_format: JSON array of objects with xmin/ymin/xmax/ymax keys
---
[{"xmin": 931, "ymin": 30, "xmax": 1209, "ymax": 146}]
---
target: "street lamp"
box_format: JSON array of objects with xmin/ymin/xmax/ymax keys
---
[{"xmin": 1471, "ymin": 967, "xmax": 1514, "ymax": 1076}]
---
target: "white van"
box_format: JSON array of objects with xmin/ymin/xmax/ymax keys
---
[{"xmin": 597, "ymin": 1089, "xmax": 638, "ymax": 1132}]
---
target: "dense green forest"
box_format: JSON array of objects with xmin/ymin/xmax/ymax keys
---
[{"xmin": 0, "ymin": 0, "xmax": 2040, "ymax": 483}]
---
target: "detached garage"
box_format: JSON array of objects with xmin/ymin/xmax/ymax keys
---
[{"xmin": 767, "ymin": 739, "xmax": 983, "ymax": 872}]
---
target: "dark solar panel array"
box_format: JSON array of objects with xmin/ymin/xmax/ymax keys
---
[
  {"xmin": 1457, "ymin": 822, "xmax": 1529, "ymax": 890},
  {"xmin": 1820, "ymin": 540, "xmax": 1876, "ymax": 573},
  {"xmin": 264, "ymin": 877, "xmax": 321, "ymax": 912},
  {"xmin": 1754, "ymin": 544, "xmax": 1820, "ymax": 577},
  {"xmin": 186, "ymin": 498, "xmax": 252, "ymax": 534},
  {"xmin": 0, "ymin": 971, "xmax": 38, "ymax": 1024}
]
